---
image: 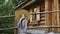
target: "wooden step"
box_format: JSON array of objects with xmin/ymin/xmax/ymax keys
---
[
  {"xmin": 40, "ymin": 21, "xmax": 45, "ymax": 23},
  {"xmin": 41, "ymin": 17, "xmax": 45, "ymax": 20},
  {"xmin": 40, "ymin": 21, "xmax": 45, "ymax": 25}
]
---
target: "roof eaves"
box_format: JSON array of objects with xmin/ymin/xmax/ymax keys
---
[
  {"xmin": 15, "ymin": 0, "xmax": 36, "ymax": 9},
  {"xmin": 15, "ymin": 0, "xmax": 28, "ymax": 9},
  {"xmin": 20, "ymin": 0, "xmax": 36, "ymax": 8}
]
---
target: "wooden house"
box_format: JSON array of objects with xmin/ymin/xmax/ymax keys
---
[{"xmin": 15, "ymin": 0, "xmax": 60, "ymax": 34}]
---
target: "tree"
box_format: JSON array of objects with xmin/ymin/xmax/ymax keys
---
[{"xmin": 0, "ymin": 0, "xmax": 26, "ymax": 34}]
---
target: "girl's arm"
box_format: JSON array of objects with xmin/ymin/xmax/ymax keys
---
[{"xmin": 23, "ymin": 19, "xmax": 28, "ymax": 32}]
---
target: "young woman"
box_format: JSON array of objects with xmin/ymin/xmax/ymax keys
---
[{"xmin": 17, "ymin": 14, "xmax": 28, "ymax": 34}]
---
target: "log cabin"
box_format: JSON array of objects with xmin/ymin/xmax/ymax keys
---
[{"xmin": 15, "ymin": 0, "xmax": 60, "ymax": 34}]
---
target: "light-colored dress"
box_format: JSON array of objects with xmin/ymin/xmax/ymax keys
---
[{"xmin": 17, "ymin": 19, "xmax": 28, "ymax": 34}]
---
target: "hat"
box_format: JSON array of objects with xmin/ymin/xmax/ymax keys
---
[{"xmin": 15, "ymin": 9, "xmax": 30, "ymax": 23}]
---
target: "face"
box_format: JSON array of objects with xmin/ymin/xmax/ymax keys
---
[{"xmin": 21, "ymin": 14, "xmax": 25, "ymax": 19}]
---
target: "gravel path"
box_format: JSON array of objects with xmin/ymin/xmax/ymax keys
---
[{"xmin": 27, "ymin": 30, "xmax": 60, "ymax": 34}]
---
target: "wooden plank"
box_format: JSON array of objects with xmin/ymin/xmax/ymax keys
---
[
  {"xmin": 21, "ymin": 0, "xmax": 36, "ymax": 8},
  {"xmin": 45, "ymin": 0, "xmax": 49, "ymax": 32},
  {"xmin": 40, "ymin": 21, "xmax": 45, "ymax": 25},
  {"xmin": 52, "ymin": 0, "xmax": 59, "ymax": 32},
  {"xmin": 41, "ymin": 17, "xmax": 45, "ymax": 20},
  {"xmin": 59, "ymin": 1, "xmax": 60, "ymax": 32},
  {"xmin": 48, "ymin": 0, "xmax": 53, "ymax": 32},
  {"xmin": 52, "ymin": 0, "xmax": 57, "ymax": 32},
  {"xmin": 45, "ymin": 0, "xmax": 53, "ymax": 32},
  {"xmin": 56, "ymin": 0, "xmax": 60, "ymax": 32},
  {"xmin": 45, "ymin": 0, "xmax": 52, "ymax": 32},
  {"xmin": 28, "ymin": 26, "xmax": 60, "ymax": 29}
]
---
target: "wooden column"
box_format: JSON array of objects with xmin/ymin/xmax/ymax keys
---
[
  {"xmin": 52, "ymin": 0, "xmax": 59, "ymax": 32},
  {"xmin": 45, "ymin": 0, "xmax": 48, "ymax": 32},
  {"xmin": 36, "ymin": 5, "xmax": 41, "ymax": 26},
  {"xmin": 45, "ymin": 0, "xmax": 49, "ymax": 32},
  {"xmin": 45, "ymin": 0, "xmax": 52, "ymax": 32},
  {"xmin": 30, "ymin": 9, "xmax": 33, "ymax": 22},
  {"xmin": 36, "ymin": 6, "xmax": 40, "ymax": 21},
  {"xmin": 56, "ymin": 0, "xmax": 59, "ymax": 32},
  {"xmin": 29, "ymin": 9, "xmax": 34, "ymax": 27},
  {"xmin": 33, "ymin": 8, "xmax": 37, "ymax": 21},
  {"xmin": 59, "ymin": 0, "xmax": 60, "ymax": 32}
]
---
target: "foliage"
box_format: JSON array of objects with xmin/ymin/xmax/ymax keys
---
[{"xmin": 0, "ymin": 0, "xmax": 26, "ymax": 34}]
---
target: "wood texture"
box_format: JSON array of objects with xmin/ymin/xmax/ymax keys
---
[
  {"xmin": 15, "ymin": 0, "xmax": 60, "ymax": 33},
  {"xmin": 52, "ymin": 0, "xmax": 59, "ymax": 32}
]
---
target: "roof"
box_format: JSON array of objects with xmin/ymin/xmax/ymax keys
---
[
  {"xmin": 15, "ymin": 0, "xmax": 44, "ymax": 10},
  {"xmin": 15, "ymin": 0, "xmax": 36, "ymax": 9}
]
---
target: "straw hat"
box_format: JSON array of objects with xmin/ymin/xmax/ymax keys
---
[{"xmin": 15, "ymin": 9, "xmax": 30, "ymax": 23}]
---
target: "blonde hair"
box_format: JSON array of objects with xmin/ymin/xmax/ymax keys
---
[
  {"xmin": 19, "ymin": 13, "xmax": 26, "ymax": 18},
  {"xmin": 15, "ymin": 9, "xmax": 30, "ymax": 24}
]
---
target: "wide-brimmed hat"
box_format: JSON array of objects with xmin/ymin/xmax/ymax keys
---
[{"xmin": 15, "ymin": 9, "xmax": 30, "ymax": 23}]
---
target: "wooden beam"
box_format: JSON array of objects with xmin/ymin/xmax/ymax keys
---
[
  {"xmin": 21, "ymin": 0, "xmax": 36, "ymax": 8},
  {"xmin": 32, "ymin": 26, "xmax": 60, "ymax": 28}
]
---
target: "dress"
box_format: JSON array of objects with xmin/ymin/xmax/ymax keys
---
[{"xmin": 17, "ymin": 19, "xmax": 28, "ymax": 34}]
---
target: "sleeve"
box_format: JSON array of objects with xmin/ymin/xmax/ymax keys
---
[
  {"xmin": 23, "ymin": 19, "xmax": 28, "ymax": 32},
  {"xmin": 24, "ymin": 20, "xmax": 28, "ymax": 30}
]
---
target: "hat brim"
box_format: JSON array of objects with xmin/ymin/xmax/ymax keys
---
[{"xmin": 15, "ymin": 9, "xmax": 30, "ymax": 23}]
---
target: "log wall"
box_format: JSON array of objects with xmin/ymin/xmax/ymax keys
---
[{"xmin": 28, "ymin": 0, "xmax": 60, "ymax": 32}]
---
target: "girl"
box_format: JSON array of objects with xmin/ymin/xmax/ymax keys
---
[{"xmin": 17, "ymin": 14, "xmax": 28, "ymax": 34}]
